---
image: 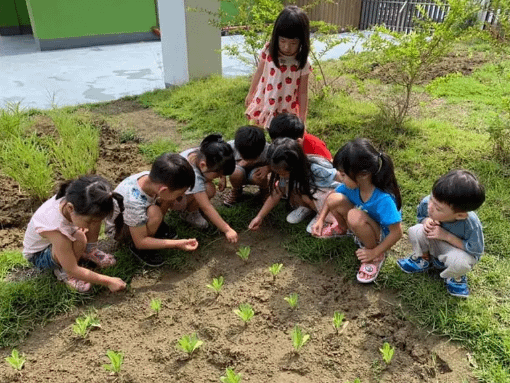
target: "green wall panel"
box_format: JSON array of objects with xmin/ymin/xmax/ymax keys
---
[
  {"xmin": 15, "ymin": 0, "xmax": 31, "ymax": 25},
  {"xmin": 0, "ymin": 1, "xmax": 19, "ymax": 28}
]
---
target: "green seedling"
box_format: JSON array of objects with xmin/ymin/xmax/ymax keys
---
[
  {"xmin": 206, "ymin": 276, "xmax": 224, "ymax": 294},
  {"xmin": 333, "ymin": 311, "xmax": 346, "ymax": 333},
  {"xmin": 234, "ymin": 303, "xmax": 254, "ymax": 325},
  {"xmin": 150, "ymin": 298, "xmax": 162, "ymax": 316},
  {"xmin": 220, "ymin": 367, "xmax": 242, "ymax": 383},
  {"xmin": 379, "ymin": 342, "xmax": 395, "ymax": 365},
  {"xmin": 291, "ymin": 325, "xmax": 310, "ymax": 352},
  {"xmin": 72, "ymin": 313, "xmax": 100, "ymax": 338},
  {"xmin": 5, "ymin": 349, "xmax": 25, "ymax": 371},
  {"xmin": 284, "ymin": 293, "xmax": 299, "ymax": 309},
  {"xmin": 103, "ymin": 350, "xmax": 123, "ymax": 374},
  {"xmin": 344, "ymin": 379, "xmax": 361, "ymax": 383},
  {"xmin": 268, "ymin": 263, "xmax": 283, "ymax": 281},
  {"xmin": 236, "ymin": 246, "xmax": 251, "ymax": 261},
  {"xmin": 177, "ymin": 333, "xmax": 203, "ymax": 356}
]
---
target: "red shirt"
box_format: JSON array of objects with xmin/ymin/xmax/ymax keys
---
[{"xmin": 302, "ymin": 133, "xmax": 332, "ymax": 161}]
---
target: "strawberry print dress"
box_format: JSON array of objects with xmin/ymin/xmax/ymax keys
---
[{"xmin": 245, "ymin": 43, "xmax": 312, "ymax": 129}]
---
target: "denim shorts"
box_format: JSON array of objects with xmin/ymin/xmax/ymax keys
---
[{"xmin": 28, "ymin": 246, "xmax": 59, "ymax": 270}]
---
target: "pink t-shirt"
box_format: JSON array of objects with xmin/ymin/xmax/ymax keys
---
[
  {"xmin": 23, "ymin": 195, "xmax": 78, "ymax": 259},
  {"xmin": 245, "ymin": 43, "xmax": 312, "ymax": 129}
]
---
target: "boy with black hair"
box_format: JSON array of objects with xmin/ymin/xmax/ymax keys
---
[
  {"xmin": 397, "ymin": 170, "xmax": 485, "ymax": 297},
  {"xmin": 106, "ymin": 153, "xmax": 199, "ymax": 267},
  {"xmin": 268, "ymin": 113, "xmax": 332, "ymax": 223},
  {"xmin": 223, "ymin": 126, "xmax": 270, "ymax": 207}
]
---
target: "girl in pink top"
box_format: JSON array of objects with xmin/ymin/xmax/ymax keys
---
[
  {"xmin": 23, "ymin": 175, "xmax": 127, "ymax": 293},
  {"xmin": 245, "ymin": 6, "xmax": 312, "ymax": 129}
]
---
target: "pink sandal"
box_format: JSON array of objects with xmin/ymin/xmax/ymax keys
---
[
  {"xmin": 320, "ymin": 222, "xmax": 348, "ymax": 238},
  {"xmin": 357, "ymin": 256, "xmax": 385, "ymax": 284},
  {"xmin": 82, "ymin": 248, "xmax": 117, "ymax": 268}
]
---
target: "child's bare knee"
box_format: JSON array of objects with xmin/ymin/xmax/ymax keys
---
[{"xmin": 206, "ymin": 182, "xmax": 216, "ymax": 199}]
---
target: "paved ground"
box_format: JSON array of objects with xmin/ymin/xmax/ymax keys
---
[{"xmin": 0, "ymin": 33, "xmax": 364, "ymax": 110}]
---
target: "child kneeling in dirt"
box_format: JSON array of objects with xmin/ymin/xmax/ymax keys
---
[
  {"xmin": 23, "ymin": 175, "xmax": 127, "ymax": 293},
  {"xmin": 397, "ymin": 170, "xmax": 485, "ymax": 298},
  {"xmin": 223, "ymin": 125, "xmax": 270, "ymax": 207},
  {"xmin": 106, "ymin": 153, "xmax": 199, "ymax": 267}
]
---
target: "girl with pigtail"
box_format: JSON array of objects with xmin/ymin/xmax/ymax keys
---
[
  {"xmin": 311, "ymin": 138, "xmax": 403, "ymax": 283},
  {"xmin": 23, "ymin": 175, "xmax": 127, "ymax": 293}
]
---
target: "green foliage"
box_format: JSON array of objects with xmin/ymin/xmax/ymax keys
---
[
  {"xmin": 333, "ymin": 311, "xmax": 345, "ymax": 332},
  {"xmin": 0, "ymin": 103, "xmax": 25, "ymax": 140},
  {"xmin": 236, "ymin": 245, "xmax": 251, "ymax": 261},
  {"xmin": 150, "ymin": 298, "xmax": 162, "ymax": 315},
  {"xmin": 234, "ymin": 303, "xmax": 254, "ymax": 324},
  {"xmin": 220, "ymin": 367, "xmax": 242, "ymax": 383},
  {"xmin": 268, "ymin": 263, "xmax": 283, "ymax": 281},
  {"xmin": 139, "ymin": 139, "xmax": 180, "ymax": 163},
  {"xmin": 206, "ymin": 276, "xmax": 224, "ymax": 294},
  {"xmin": 379, "ymin": 342, "xmax": 395, "ymax": 364},
  {"xmin": 72, "ymin": 313, "xmax": 100, "ymax": 338},
  {"xmin": 0, "ymin": 251, "xmax": 29, "ymax": 280},
  {"xmin": 344, "ymin": 379, "xmax": 361, "ymax": 383},
  {"xmin": 176, "ymin": 333, "xmax": 203, "ymax": 356},
  {"xmin": 103, "ymin": 350, "xmax": 124, "ymax": 374},
  {"xmin": 284, "ymin": 293, "xmax": 299, "ymax": 309},
  {"xmin": 119, "ymin": 129, "xmax": 138, "ymax": 143},
  {"xmin": 291, "ymin": 325, "xmax": 310, "ymax": 352},
  {"xmin": 5, "ymin": 349, "xmax": 25, "ymax": 371}
]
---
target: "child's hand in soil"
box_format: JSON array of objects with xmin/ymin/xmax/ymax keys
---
[
  {"xmin": 248, "ymin": 216, "xmax": 263, "ymax": 231},
  {"xmin": 224, "ymin": 229, "xmax": 238, "ymax": 243},
  {"xmin": 176, "ymin": 238, "xmax": 199, "ymax": 251},
  {"xmin": 108, "ymin": 277, "xmax": 127, "ymax": 292}
]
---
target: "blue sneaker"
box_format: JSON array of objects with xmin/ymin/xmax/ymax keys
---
[
  {"xmin": 431, "ymin": 257, "xmax": 446, "ymax": 270},
  {"xmin": 445, "ymin": 276, "xmax": 469, "ymax": 298},
  {"xmin": 397, "ymin": 256, "xmax": 430, "ymax": 273}
]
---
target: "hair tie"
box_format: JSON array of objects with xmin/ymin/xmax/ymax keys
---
[{"xmin": 377, "ymin": 153, "xmax": 383, "ymax": 174}]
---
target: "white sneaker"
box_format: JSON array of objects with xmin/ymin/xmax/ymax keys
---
[
  {"xmin": 286, "ymin": 206, "xmax": 314, "ymax": 224},
  {"xmin": 181, "ymin": 210, "xmax": 208, "ymax": 229}
]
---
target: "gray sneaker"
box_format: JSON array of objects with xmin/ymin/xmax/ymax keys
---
[{"xmin": 180, "ymin": 210, "xmax": 208, "ymax": 229}]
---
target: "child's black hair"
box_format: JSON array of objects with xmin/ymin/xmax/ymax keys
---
[
  {"xmin": 150, "ymin": 153, "xmax": 195, "ymax": 191},
  {"xmin": 56, "ymin": 175, "xmax": 124, "ymax": 236},
  {"xmin": 197, "ymin": 134, "xmax": 235, "ymax": 176},
  {"xmin": 268, "ymin": 137, "xmax": 316, "ymax": 200},
  {"xmin": 235, "ymin": 126, "xmax": 266, "ymax": 160},
  {"xmin": 268, "ymin": 113, "xmax": 305, "ymax": 141},
  {"xmin": 268, "ymin": 5, "xmax": 310, "ymax": 70},
  {"xmin": 432, "ymin": 170, "xmax": 485, "ymax": 212},
  {"xmin": 333, "ymin": 138, "xmax": 402, "ymax": 210}
]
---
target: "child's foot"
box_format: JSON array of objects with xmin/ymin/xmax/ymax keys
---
[
  {"xmin": 53, "ymin": 268, "xmax": 92, "ymax": 293},
  {"xmin": 357, "ymin": 255, "xmax": 385, "ymax": 283},
  {"xmin": 286, "ymin": 206, "xmax": 314, "ymax": 224},
  {"xmin": 128, "ymin": 244, "xmax": 165, "ymax": 267},
  {"xmin": 155, "ymin": 221, "xmax": 177, "ymax": 240},
  {"xmin": 397, "ymin": 256, "xmax": 430, "ymax": 273},
  {"xmin": 223, "ymin": 188, "xmax": 242, "ymax": 207},
  {"xmin": 445, "ymin": 276, "xmax": 469, "ymax": 298},
  {"xmin": 180, "ymin": 210, "xmax": 208, "ymax": 229},
  {"xmin": 431, "ymin": 257, "xmax": 446, "ymax": 270},
  {"xmin": 82, "ymin": 248, "xmax": 117, "ymax": 268}
]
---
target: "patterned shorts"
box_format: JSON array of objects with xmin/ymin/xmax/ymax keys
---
[{"xmin": 28, "ymin": 246, "xmax": 59, "ymax": 270}]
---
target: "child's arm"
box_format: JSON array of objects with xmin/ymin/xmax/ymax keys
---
[
  {"xmin": 248, "ymin": 192, "xmax": 282, "ymax": 230},
  {"xmin": 423, "ymin": 223, "xmax": 465, "ymax": 250},
  {"xmin": 311, "ymin": 193, "xmax": 332, "ymax": 237},
  {"xmin": 355, "ymin": 222, "xmax": 403, "ymax": 263},
  {"xmin": 194, "ymin": 191, "xmax": 238, "ymax": 243},
  {"xmin": 130, "ymin": 226, "xmax": 198, "ymax": 251},
  {"xmin": 245, "ymin": 58, "xmax": 265, "ymax": 107},
  {"xmin": 297, "ymin": 74, "xmax": 309, "ymax": 122}
]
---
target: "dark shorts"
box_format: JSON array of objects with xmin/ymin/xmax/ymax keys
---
[{"xmin": 28, "ymin": 246, "xmax": 59, "ymax": 270}]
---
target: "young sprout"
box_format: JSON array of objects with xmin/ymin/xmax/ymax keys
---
[
  {"xmin": 284, "ymin": 293, "xmax": 299, "ymax": 309},
  {"xmin": 234, "ymin": 303, "xmax": 254, "ymax": 325},
  {"xmin": 333, "ymin": 311, "xmax": 345, "ymax": 333},
  {"xmin": 103, "ymin": 350, "xmax": 124, "ymax": 374},
  {"xmin": 220, "ymin": 367, "xmax": 242, "ymax": 383},
  {"xmin": 176, "ymin": 333, "xmax": 203, "ymax": 357},
  {"xmin": 150, "ymin": 298, "xmax": 162, "ymax": 316},
  {"xmin": 5, "ymin": 349, "xmax": 25, "ymax": 371},
  {"xmin": 291, "ymin": 325, "xmax": 310, "ymax": 352},
  {"xmin": 72, "ymin": 313, "xmax": 100, "ymax": 338},
  {"xmin": 268, "ymin": 263, "xmax": 283, "ymax": 281},
  {"xmin": 206, "ymin": 276, "xmax": 224, "ymax": 294},
  {"xmin": 236, "ymin": 245, "xmax": 251, "ymax": 261},
  {"xmin": 379, "ymin": 342, "xmax": 395, "ymax": 365}
]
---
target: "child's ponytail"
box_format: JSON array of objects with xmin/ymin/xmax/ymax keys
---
[
  {"xmin": 111, "ymin": 192, "xmax": 125, "ymax": 240},
  {"xmin": 373, "ymin": 153, "xmax": 402, "ymax": 210}
]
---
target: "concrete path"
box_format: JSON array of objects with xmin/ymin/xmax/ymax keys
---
[{"xmin": 0, "ymin": 33, "xmax": 365, "ymax": 110}]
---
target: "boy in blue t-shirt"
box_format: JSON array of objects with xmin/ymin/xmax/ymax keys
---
[{"xmin": 397, "ymin": 170, "xmax": 485, "ymax": 298}]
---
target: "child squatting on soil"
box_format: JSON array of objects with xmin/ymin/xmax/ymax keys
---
[
  {"xmin": 23, "ymin": 175, "xmax": 127, "ymax": 293},
  {"xmin": 397, "ymin": 170, "xmax": 485, "ymax": 298},
  {"xmin": 223, "ymin": 125, "xmax": 270, "ymax": 207},
  {"xmin": 105, "ymin": 153, "xmax": 199, "ymax": 268},
  {"xmin": 245, "ymin": 5, "xmax": 312, "ymax": 128},
  {"xmin": 179, "ymin": 134, "xmax": 239, "ymax": 243},
  {"xmin": 311, "ymin": 138, "xmax": 403, "ymax": 283},
  {"xmin": 248, "ymin": 137, "xmax": 340, "ymax": 231}
]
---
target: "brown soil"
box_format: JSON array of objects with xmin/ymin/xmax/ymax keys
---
[{"xmin": 0, "ymin": 94, "xmax": 478, "ymax": 380}]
